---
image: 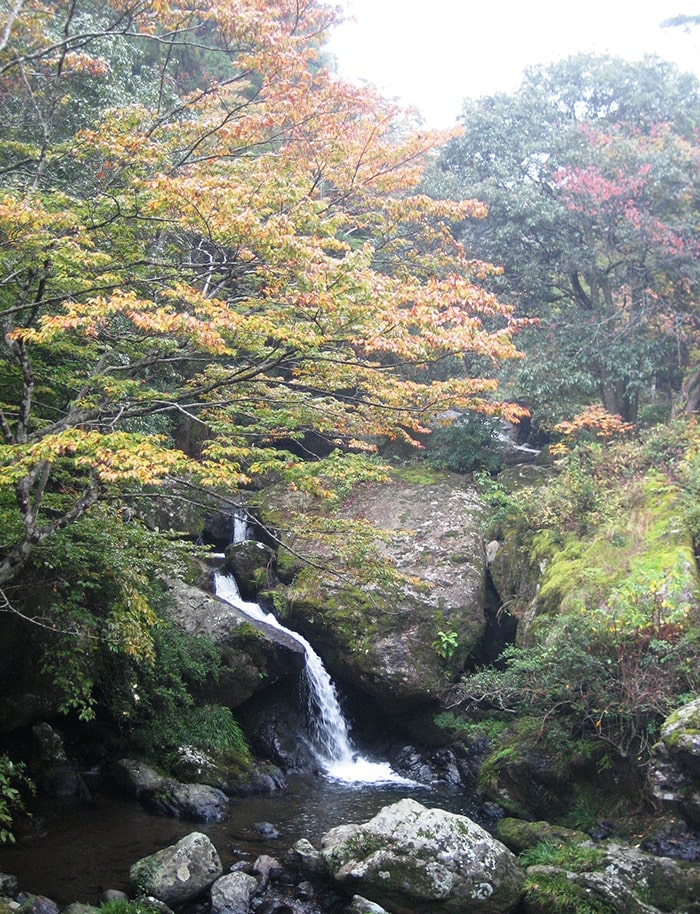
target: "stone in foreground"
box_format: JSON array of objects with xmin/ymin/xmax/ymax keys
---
[
  {"xmin": 129, "ymin": 832, "xmax": 222, "ymax": 905},
  {"xmin": 319, "ymin": 798, "xmax": 523, "ymax": 914}
]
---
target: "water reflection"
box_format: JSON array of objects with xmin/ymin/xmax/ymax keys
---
[{"xmin": 0, "ymin": 774, "xmax": 478, "ymax": 905}]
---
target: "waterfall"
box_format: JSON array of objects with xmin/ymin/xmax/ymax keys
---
[{"xmin": 213, "ymin": 571, "xmax": 412, "ymax": 785}]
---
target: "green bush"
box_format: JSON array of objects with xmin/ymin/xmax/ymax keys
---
[
  {"xmin": 0, "ymin": 755, "xmax": 33, "ymax": 844},
  {"xmin": 458, "ymin": 608, "xmax": 698, "ymax": 765},
  {"xmin": 428, "ymin": 413, "xmax": 504, "ymax": 474}
]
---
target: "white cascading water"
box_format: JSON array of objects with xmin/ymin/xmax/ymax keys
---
[{"xmin": 213, "ymin": 571, "xmax": 412, "ymax": 784}]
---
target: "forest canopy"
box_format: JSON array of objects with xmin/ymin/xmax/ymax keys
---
[{"xmin": 0, "ymin": 0, "xmax": 526, "ymax": 601}]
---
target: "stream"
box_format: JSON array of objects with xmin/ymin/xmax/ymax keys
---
[
  {"xmin": 0, "ymin": 775, "xmax": 478, "ymax": 905},
  {"xmin": 0, "ymin": 569, "xmax": 480, "ymax": 905}
]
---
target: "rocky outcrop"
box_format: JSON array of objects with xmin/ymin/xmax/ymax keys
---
[
  {"xmin": 299, "ymin": 798, "xmax": 524, "ymax": 914},
  {"xmin": 264, "ymin": 470, "xmax": 489, "ymax": 732},
  {"xmin": 523, "ymin": 841, "xmax": 700, "ymax": 914},
  {"xmin": 165, "ymin": 578, "xmax": 304, "ymax": 708},
  {"xmin": 651, "ymin": 696, "xmax": 700, "ymax": 827},
  {"xmin": 129, "ymin": 832, "xmax": 222, "ymax": 905}
]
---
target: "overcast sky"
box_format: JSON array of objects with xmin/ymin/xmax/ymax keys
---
[{"xmin": 327, "ymin": 0, "xmax": 700, "ymax": 127}]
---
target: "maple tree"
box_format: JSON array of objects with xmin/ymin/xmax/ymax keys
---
[
  {"xmin": 436, "ymin": 54, "xmax": 700, "ymax": 426},
  {"xmin": 0, "ymin": 0, "xmax": 525, "ymax": 622}
]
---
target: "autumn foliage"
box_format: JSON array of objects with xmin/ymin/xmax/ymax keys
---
[{"xmin": 0, "ymin": 0, "xmax": 524, "ymax": 592}]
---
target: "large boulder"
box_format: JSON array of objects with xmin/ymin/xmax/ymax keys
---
[
  {"xmin": 650, "ymin": 696, "xmax": 700, "ymax": 827},
  {"xmin": 316, "ymin": 798, "xmax": 523, "ymax": 914},
  {"xmin": 129, "ymin": 832, "xmax": 222, "ymax": 905},
  {"xmin": 265, "ymin": 470, "xmax": 489, "ymax": 729},
  {"xmin": 165, "ymin": 578, "xmax": 304, "ymax": 708}
]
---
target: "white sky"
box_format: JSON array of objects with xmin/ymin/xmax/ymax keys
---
[{"xmin": 327, "ymin": 0, "xmax": 700, "ymax": 127}]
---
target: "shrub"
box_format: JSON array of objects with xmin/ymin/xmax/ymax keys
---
[
  {"xmin": 0, "ymin": 755, "xmax": 34, "ymax": 844},
  {"xmin": 458, "ymin": 608, "xmax": 698, "ymax": 765},
  {"xmin": 428, "ymin": 413, "xmax": 504, "ymax": 473}
]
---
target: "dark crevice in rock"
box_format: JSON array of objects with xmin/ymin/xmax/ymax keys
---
[{"xmin": 470, "ymin": 568, "xmax": 518, "ymax": 669}]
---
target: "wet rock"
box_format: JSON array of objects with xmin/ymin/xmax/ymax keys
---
[
  {"xmin": 318, "ymin": 798, "xmax": 524, "ymax": 914},
  {"xmin": 250, "ymin": 822, "xmax": 281, "ymax": 841},
  {"xmin": 165, "ymin": 578, "xmax": 305, "ymax": 709},
  {"xmin": 640, "ymin": 817, "xmax": 700, "ymax": 862},
  {"xmin": 295, "ymin": 881, "xmax": 315, "ymax": 900},
  {"xmin": 251, "ymin": 900, "xmax": 294, "ymax": 914},
  {"xmin": 224, "ymin": 541, "xmax": 276, "ymax": 599},
  {"xmin": 16, "ymin": 895, "xmax": 59, "ymax": 914},
  {"xmin": 210, "ymin": 871, "xmax": 258, "ymax": 914},
  {"xmin": 139, "ymin": 781, "xmax": 229, "ymax": 823},
  {"xmin": 129, "ymin": 831, "xmax": 223, "ymax": 906},
  {"xmin": 240, "ymin": 686, "xmax": 319, "ymax": 773},
  {"xmin": 287, "ymin": 839, "xmax": 326, "ymax": 878},
  {"xmin": 170, "ymin": 746, "xmax": 281, "ymax": 797},
  {"xmin": 252, "ymin": 855, "xmax": 283, "ymax": 892},
  {"xmin": 30, "ymin": 723, "xmax": 90, "ymax": 801}
]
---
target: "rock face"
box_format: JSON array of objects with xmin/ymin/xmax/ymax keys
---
[
  {"xmin": 129, "ymin": 831, "xmax": 222, "ymax": 905},
  {"xmin": 316, "ymin": 798, "xmax": 523, "ymax": 914},
  {"xmin": 651, "ymin": 696, "xmax": 700, "ymax": 827},
  {"xmin": 165, "ymin": 578, "xmax": 304, "ymax": 708},
  {"xmin": 268, "ymin": 471, "xmax": 488, "ymax": 730}
]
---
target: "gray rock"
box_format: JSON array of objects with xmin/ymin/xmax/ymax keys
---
[
  {"xmin": 165, "ymin": 578, "xmax": 305, "ymax": 708},
  {"xmin": 319, "ymin": 798, "xmax": 523, "ymax": 914},
  {"xmin": 30, "ymin": 723, "xmax": 90, "ymax": 800},
  {"xmin": 271, "ymin": 473, "xmax": 489, "ymax": 731},
  {"xmin": 287, "ymin": 839, "xmax": 327, "ymax": 878},
  {"xmin": 129, "ymin": 831, "xmax": 223, "ymax": 905},
  {"xmin": 348, "ymin": 896, "xmax": 392, "ymax": 914},
  {"xmin": 16, "ymin": 896, "xmax": 59, "ymax": 914},
  {"xmin": 651, "ymin": 696, "xmax": 700, "ymax": 827},
  {"xmin": 209, "ymin": 871, "xmax": 258, "ymax": 914},
  {"xmin": 105, "ymin": 758, "xmax": 165, "ymax": 799},
  {"xmin": 523, "ymin": 842, "xmax": 700, "ymax": 914},
  {"xmin": 223, "ymin": 541, "xmax": 275, "ymax": 599},
  {"xmin": 140, "ymin": 781, "xmax": 229, "ymax": 823},
  {"xmin": 63, "ymin": 905, "xmax": 99, "ymax": 914}
]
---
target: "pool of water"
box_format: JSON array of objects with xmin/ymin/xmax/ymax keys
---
[{"xmin": 0, "ymin": 774, "xmax": 480, "ymax": 906}]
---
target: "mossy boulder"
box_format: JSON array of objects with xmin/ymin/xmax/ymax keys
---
[
  {"xmin": 497, "ymin": 818, "xmax": 590, "ymax": 855},
  {"xmin": 129, "ymin": 832, "xmax": 222, "ymax": 905},
  {"xmin": 261, "ymin": 471, "xmax": 489, "ymax": 729},
  {"xmin": 522, "ymin": 841, "xmax": 700, "ymax": 914},
  {"xmin": 651, "ymin": 696, "xmax": 700, "ymax": 827},
  {"xmin": 317, "ymin": 798, "xmax": 524, "ymax": 914}
]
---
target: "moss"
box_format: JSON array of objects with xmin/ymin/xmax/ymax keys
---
[
  {"xmin": 522, "ymin": 870, "xmax": 611, "ymax": 914},
  {"xmin": 390, "ymin": 464, "xmax": 447, "ymax": 486},
  {"xmin": 498, "ymin": 818, "xmax": 590, "ymax": 854}
]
